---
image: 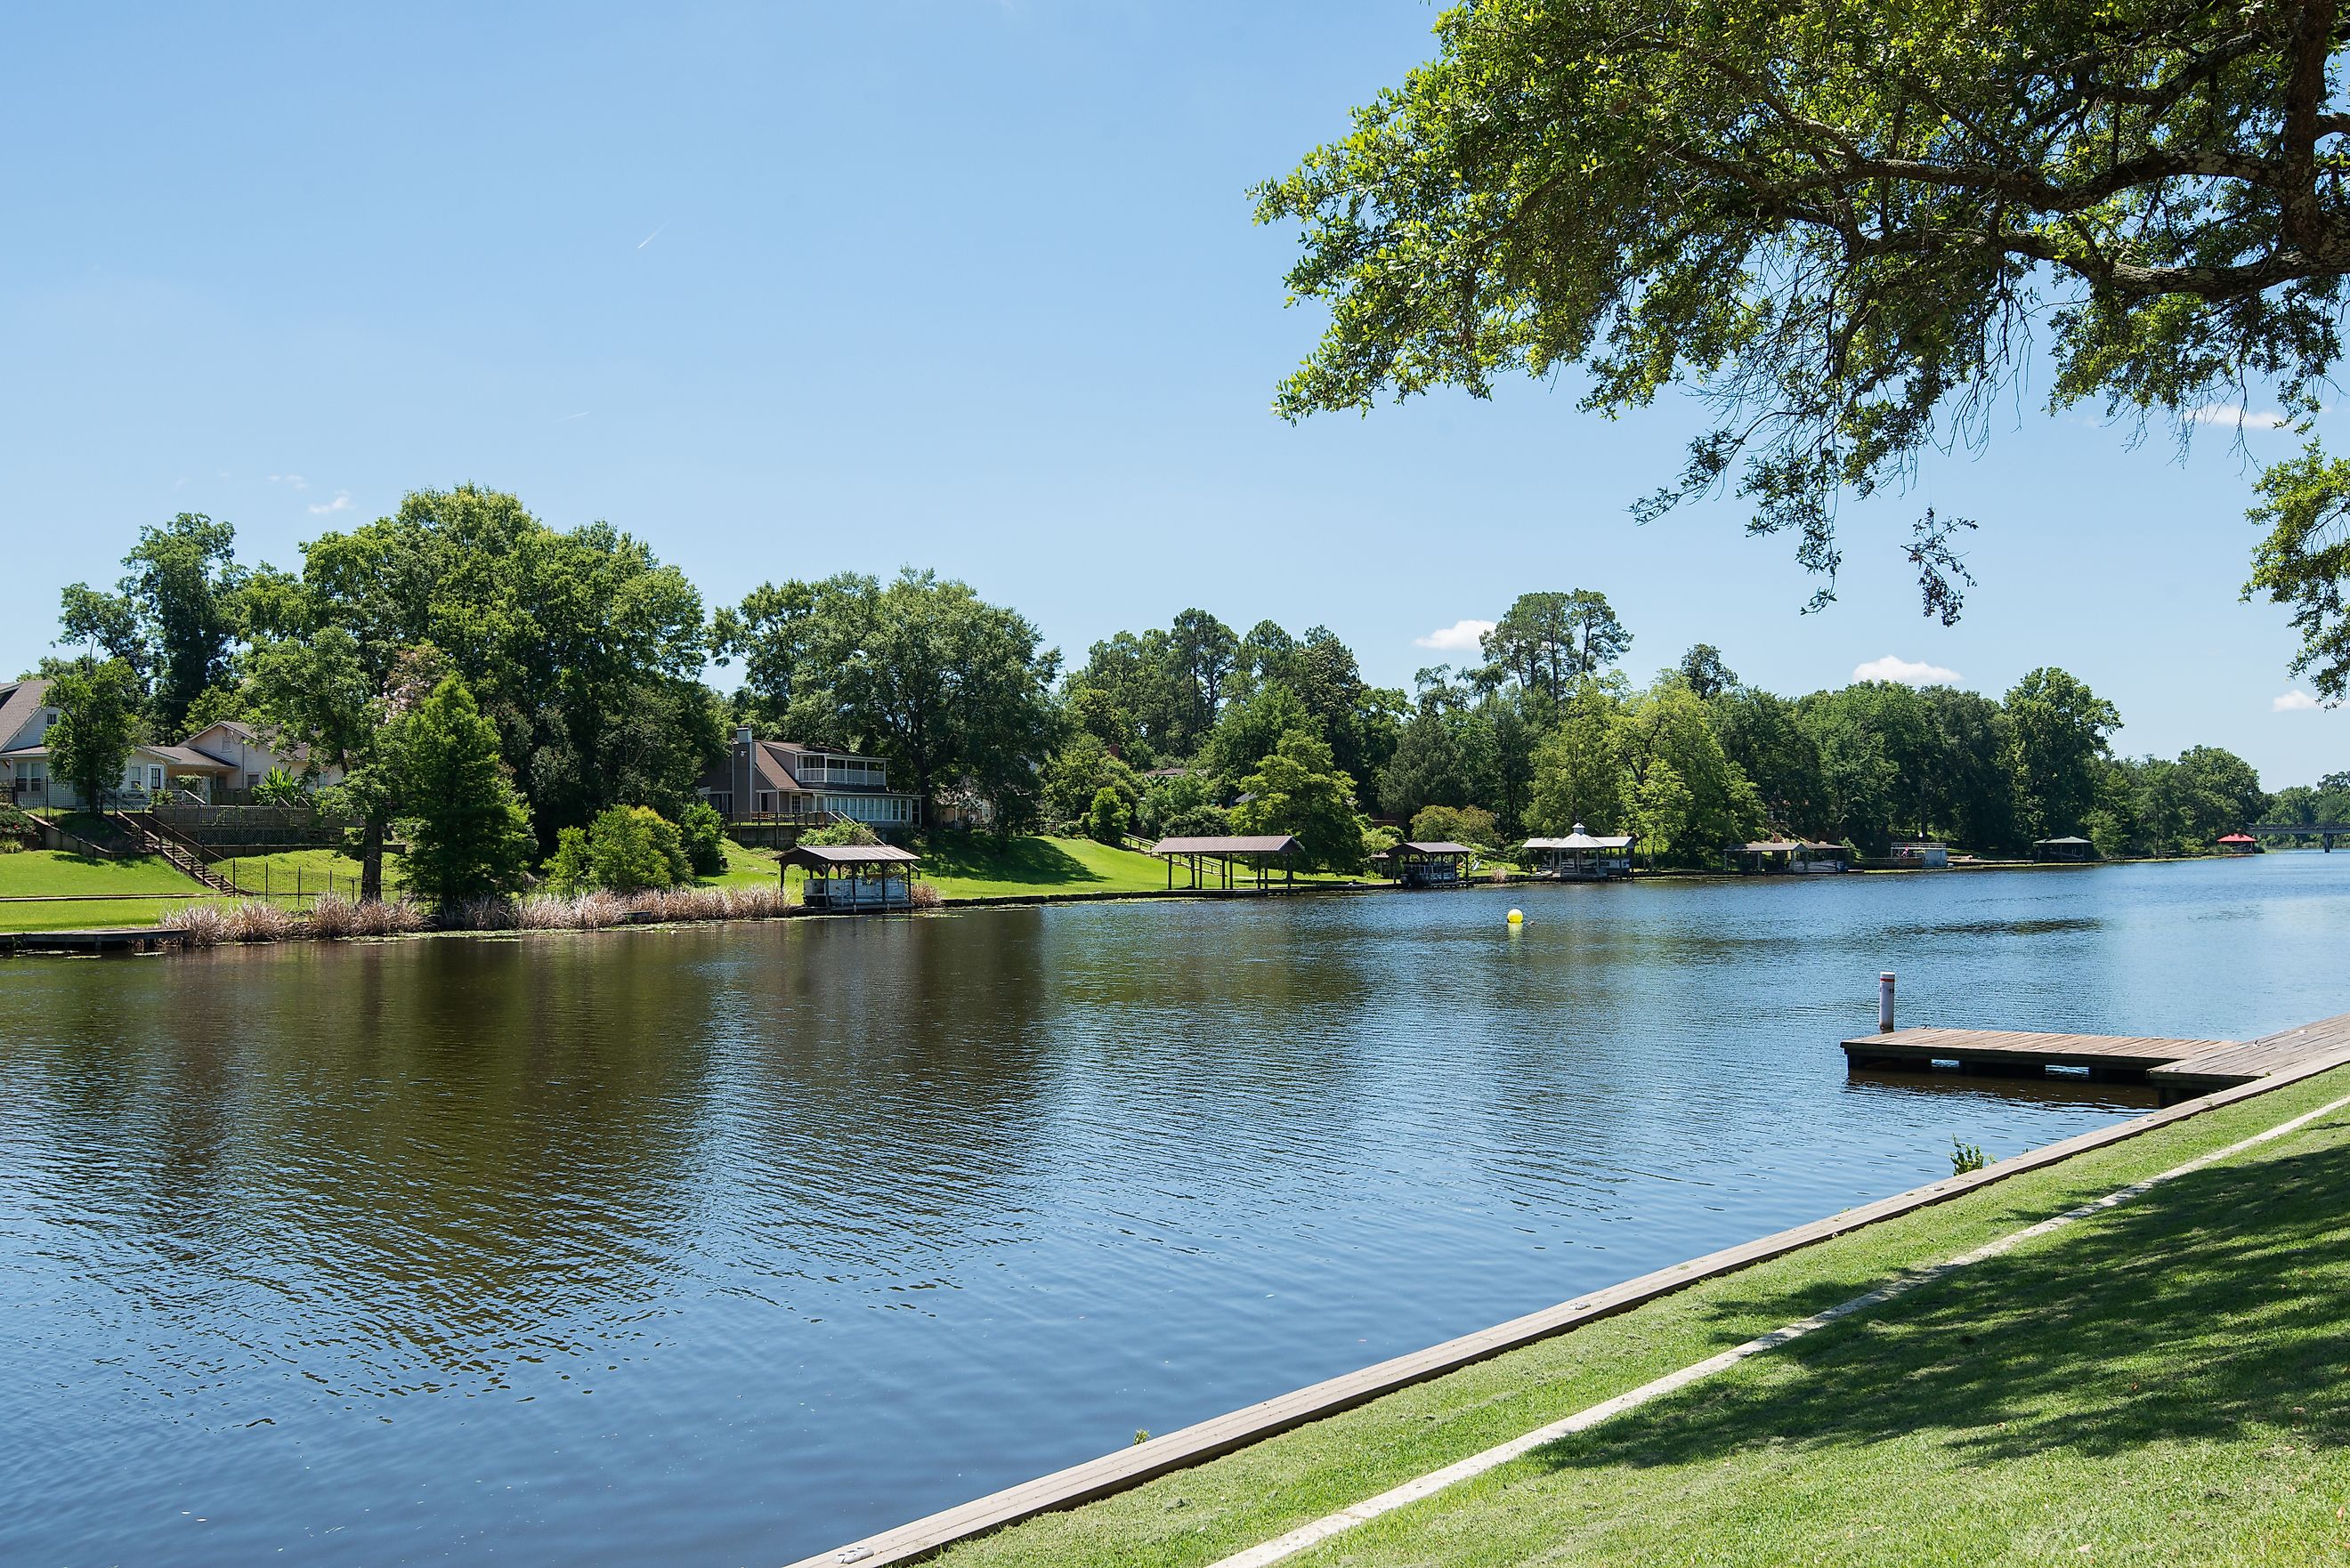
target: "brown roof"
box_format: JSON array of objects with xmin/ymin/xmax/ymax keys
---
[
  {"xmin": 1148, "ymin": 835, "xmax": 1301, "ymax": 856},
  {"xmin": 779, "ymin": 844, "xmax": 921, "ymax": 869},
  {"xmin": 148, "ymin": 744, "xmax": 236, "ymax": 773},
  {"xmin": 0, "ymin": 678, "xmax": 51, "ymax": 751},
  {"xmin": 1734, "ymin": 839, "xmax": 1846, "ymax": 853},
  {"xmin": 1393, "ymin": 841, "xmax": 1475, "ymax": 855}
]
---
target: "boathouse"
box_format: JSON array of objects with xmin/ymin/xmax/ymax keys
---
[
  {"xmin": 2217, "ymin": 833, "xmax": 2259, "ymax": 855},
  {"xmin": 1892, "ymin": 840, "xmax": 1949, "ymax": 868},
  {"xmin": 782, "ymin": 843, "xmax": 923, "ymax": 910},
  {"xmin": 1378, "ymin": 841, "xmax": 1475, "ymax": 888},
  {"xmin": 1147, "ymin": 834, "xmax": 1301, "ymax": 891},
  {"xmin": 2032, "ymin": 835, "xmax": 2095, "ymax": 862},
  {"xmin": 1522, "ymin": 825, "xmax": 1634, "ymax": 881},
  {"xmin": 1727, "ymin": 838, "xmax": 1852, "ymax": 874}
]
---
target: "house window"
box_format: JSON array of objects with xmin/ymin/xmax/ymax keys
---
[{"xmin": 150, "ymin": 767, "xmax": 165, "ymax": 791}]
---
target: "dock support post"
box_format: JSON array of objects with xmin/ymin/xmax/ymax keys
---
[{"xmin": 1878, "ymin": 971, "xmax": 1897, "ymax": 1033}]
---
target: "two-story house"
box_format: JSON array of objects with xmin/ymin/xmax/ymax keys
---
[{"xmin": 696, "ymin": 728, "xmax": 920, "ymax": 830}]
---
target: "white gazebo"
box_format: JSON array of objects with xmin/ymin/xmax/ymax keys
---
[{"xmin": 1522, "ymin": 824, "xmax": 1635, "ymax": 881}]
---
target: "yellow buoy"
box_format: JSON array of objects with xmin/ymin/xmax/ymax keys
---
[{"xmin": 1507, "ymin": 908, "xmax": 1524, "ymax": 925}]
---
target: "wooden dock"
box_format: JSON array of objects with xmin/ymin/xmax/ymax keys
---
[
  {"xmin": 1844, "ymin": 1014, "xmax": 2350, "ymax": 1104},
  {"xmin": 0, "ymin": 926, "xmax": 188, "ymax": 956}
]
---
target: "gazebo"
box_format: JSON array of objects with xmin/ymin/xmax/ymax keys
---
[
  {"xmin": 1377, "ymin": 840, "xmax": 1475, "ymax": 888},
  {"xmin": 1522, "ymin": 824, "xmax": 1635, "ymax": 881},
  {"xmin": 781, "ymin": 843, "xmax": 924, "ymax": 910},
  {"xmin": 2032, "ymin": 836, "xmax": 2095, "ymax": 862},
  {"xmin": 2217, "ymin": 833, "xmax": 2259, "ymax": 856},
  {"xmin": 1148, "ymin": 834, "xmax": 1301, "ymax": 890}
]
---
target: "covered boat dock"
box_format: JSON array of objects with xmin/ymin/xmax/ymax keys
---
[
  {"xmin": 1376, "ymin": 840, "xmax": 1476, "ymax": 888},
  {"xmin": 1148, "ymin": 834, "xmax": 1301, "ymax": 891},
  {"xmin": 781, "ymin": 843, "xmax": 924, "ymax": 910}
]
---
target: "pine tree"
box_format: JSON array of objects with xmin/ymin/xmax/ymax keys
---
[{"xmin": 400, "ymin": 675, "xmax": 534, "ymax": 907}]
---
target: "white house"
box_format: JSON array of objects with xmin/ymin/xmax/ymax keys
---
[{"xmin": 0, "ymin": 680, "xmax": 336, "ymax": 810}]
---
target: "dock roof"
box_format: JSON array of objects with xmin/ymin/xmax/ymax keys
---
[
  {"xmin": 1147, "ymin": 835, "xmax": 1301, "ymax": 857},
  {"xmin": 1524, "ymin": 829, "xmax": 1634, "ymax": 851},
  {"xmin": 778, "ymin": 844, "xmax": 921, "ymax": 870}
]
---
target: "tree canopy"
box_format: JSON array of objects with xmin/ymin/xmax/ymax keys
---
[{"xmin": 1259, "ymin": 2, "xmax": 2350, "ymax": 679}]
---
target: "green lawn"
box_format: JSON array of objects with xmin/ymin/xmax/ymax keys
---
[
  {"xmin": 212, "ymin": 847, "xmax": 399, "ymax": 900},
  {"xmin": 0, "ymin": 848, "xmax": 207, "ymax": 897},
  {"xmin": 708, "ymin": 839, "xmax": 785, "ymax": 887},
  {"xmin": 929, "ymin": 1069, "xmax": 2350, "ymax": 1568},
  {"xmin": 0, "ymin": 893, "xmax": 216, "ymax": 932}
]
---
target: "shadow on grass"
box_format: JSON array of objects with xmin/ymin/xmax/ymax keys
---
[
  {"xmin": 920, "ymin": 837, "xmax": 1111, "ymax": 889},
  {"xmin": 1526, "ymin": 1134, "xmax": 2350, "ymax": 1477}
]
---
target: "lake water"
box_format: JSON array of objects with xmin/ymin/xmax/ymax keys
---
[{"xmin": 4, "ymin": 854, "xmax": 2346, "ymax": 1565}]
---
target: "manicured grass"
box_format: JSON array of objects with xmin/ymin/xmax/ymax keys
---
[
  {"xmin": 212, "ymin": 847, "xmax": 398, "ymax": 899},
  {"xmin": 918, "ymin": 834, "xmax": 1182, "ymax": 899},
  {"xmin": 0, "ymin": 848, "xmax": 207, "ymax": 897},
  {"xmin": 929, "ymin": 1069, "xmax": 2350, "ymax": 1568},
  {"xmin": 0, "ymin": 893, "xmax": 215, "ymax": 933},
  {"xmin": 708, "ymin": 839, "xmax": 785, "ymax": 888}
]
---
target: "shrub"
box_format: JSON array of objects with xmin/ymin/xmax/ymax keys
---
[
  {"xmin": 1084, "ymin": 785, "xmax": 1129, "ymax": 846},
  {"xmin": 806, "ymin": 817, "xmax": 881, "ymax": 847},
  {"xmin": 252, "ymin": 767, "xmax": 309, "ymax": 808},
  {"xmin": 907, "ymin": 881, "xmax": 942, "ymax": 909},
  {"xmin": 548, "ymin": 806, "xmax": 693, "ymax": 894},
  {"xmin": 680, "ymin": 801, "xmax": 729, "ymax": 877}
]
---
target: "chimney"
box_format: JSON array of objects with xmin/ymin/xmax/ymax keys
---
[{"xmin": 733, "ymin": 726, "xmax": 754, "ymax": 816}]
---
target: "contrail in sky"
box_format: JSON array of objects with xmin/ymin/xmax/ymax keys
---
[
  {"xmin": 637, "ymin": 226, "xmax": 662, "ymax": 249},
  {"xmin": 555, "ymin": 411, "xmax": 589, "ymax": 423}
]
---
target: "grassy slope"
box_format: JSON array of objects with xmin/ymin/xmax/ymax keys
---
[
  {"xmin": 920, "ymin": 835, "xmax": 1183, "ymax": 898},
  {"xmin": 932, "ymin": 1068, "xmax": 2350, "ymax": 1568},
  {"xmin": 212, "ymin": 847, "xmax": 402, "ymax": 897},
  {"xmin": 0, "ymin": 849, "xmax": 207, "ymax": 897}
]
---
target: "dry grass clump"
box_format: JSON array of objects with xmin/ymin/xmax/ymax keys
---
[
  {"xmin": 224, "ymin": 900, "xmax": 297, "ymax": 942},
  {"xmin": 516, "ymin": 890, "xmax": 631, "ymax": 929},
  {"xmin": 355, "ymin": 898, "xmax": 429, "ymax": 935},
  {"xmin": 161, "ymin": 902, "xmax": 230, "ymax": 946},
  {"xmin": 448, "ymin": 896, "xmax": 520, "ymax": 932},
  {"xmin": 305, "ymin": 892, "xmax": 358, "ymax": 939},
  {"xmin": 907, "ymin": 882, "xmax": 942, "ymax": 909},
  {"xmin": 725, "ymin": 884, "xmax": 791, "ymax": 919}
]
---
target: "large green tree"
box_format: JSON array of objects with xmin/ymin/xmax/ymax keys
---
[
  {"xmin": 1260, "ymin": 3, "xmax": 2350, "ymax": 673},
  {"xmin": 245, "ymin": 628, "xmax": 420, "ymax": 901},
  {"xmin": 1231, "ymin": 729, "xmax": 1365, "ymax": 870},
  {"xmin": 59, "ymin": 513, "xmax": 247, "ymax": 732},
  {"xmin": 1477, "ymin": 590, "xmax": 1631, "ymax": 704},
  {"xmin": 2005, "ymin": 667, "xmax": 2123, "ymax": 841},
  {"xmin": 44, "ymin": 658, "xmax": 142, "ymax": 808},
  {"xmin": 717, "ymin": 569, "xmax": 1060, "ymax": 827},
  {"xmin": 251, "ymin": 485, "xmax": 711, "ymax": 849}
]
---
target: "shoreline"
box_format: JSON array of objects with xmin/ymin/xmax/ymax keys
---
[
  {"xmin": 787, "ymin": 1009, "xmax": 2350, "ymax": 1568},
  {"xmin": 0, "ymin": 848, "xmax": 2299, "ymax": 955}
]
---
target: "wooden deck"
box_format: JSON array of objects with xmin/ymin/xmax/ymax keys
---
[
  {"xmin": 1846, "ymin": 1014, "xmax": 2350, "ymax": 1103},
  {"xmin": 0, "ymin": 925, "xmax": 188, "ymax": 956}
]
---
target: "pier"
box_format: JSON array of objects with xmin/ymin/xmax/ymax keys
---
[
  {"xmin": 1844, "ymin": 1014, "xmax": 2350, "ymax": 1103},
  {"xmin": 0, "ymin": 925, "xmax": 188, "ymax": 956}
]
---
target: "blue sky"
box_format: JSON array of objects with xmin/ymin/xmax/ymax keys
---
[{"xmin": 2, "ymin": 3, "xmax": 2339, "ymax": 786}]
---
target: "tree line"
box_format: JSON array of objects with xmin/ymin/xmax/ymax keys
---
[{"xmin": 28, "ymin": 493, "xmax": 2299, "ymax": 904}]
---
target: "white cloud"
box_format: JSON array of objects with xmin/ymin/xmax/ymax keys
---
[
  {"xmin": 1853, "ymin": 654, "xmax": 1963, "ymax": 687},
  {"xmin": 2274, "ymin": 690, "xmax": 2322, "ymax": 712},
  {"xmin": 306, "ymin": 491, "xmax": 352, "ymax": 515},
  {"xmin": 266, "ymin": 473, "xmax": 309, "ymax": 490},
  {"xmin": 1415, "ymin": 618, "xmax": 1495, "ymax": 651},
  {"xmin": 2186, "ymin": 404, "xmax": 2289, "ymax": 429}
]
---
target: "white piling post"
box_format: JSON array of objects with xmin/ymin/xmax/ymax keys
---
[{"xmin": 1878, "ymin": 971, "xmax": 1897, "ymax": 1033}]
